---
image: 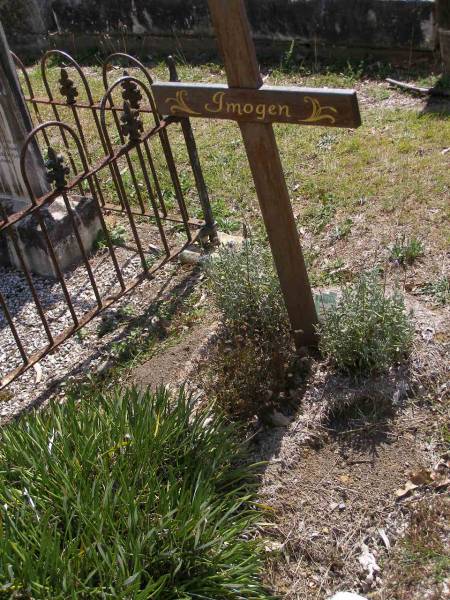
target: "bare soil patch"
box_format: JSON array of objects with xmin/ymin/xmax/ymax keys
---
[{"xmin": 139, "ymin": 288, "xmax": 448, "ymax": 599}]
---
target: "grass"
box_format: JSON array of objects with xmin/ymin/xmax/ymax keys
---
[
  {"xmin": 0, "ymin": 386, "xmax": 272, "ymax": 599},
  {"xmin": 317, "ymin": 271, "xmax": 414, "ymax": 375},
  {"xmin": 383, "ymin": 496, "xmax": 450, "ymax": 599},
  {"xmin": 17, "ymin": 58, "xmax": 450, "ymax": 264}
]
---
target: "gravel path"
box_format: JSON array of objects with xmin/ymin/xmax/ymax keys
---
[{"xmin": 0, "ymin": 221, "xmax": 189, "ymax": 422}]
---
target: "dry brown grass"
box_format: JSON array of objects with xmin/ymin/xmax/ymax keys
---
[{"xmin": 381, "ymin": 495, "xmax": 450, "ymax": 600}]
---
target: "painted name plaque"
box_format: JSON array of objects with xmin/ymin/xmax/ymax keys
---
[{"xmin": 153, "ymin": 83, "xmax": 362, "ymax": 128}]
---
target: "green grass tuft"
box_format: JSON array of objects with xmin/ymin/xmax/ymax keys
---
[
  {"xmin": 389, "ymin": 235, "xmax": 424, "ymax": 266},
  {"xmin": 0, "ymin": 387, "xmax": 272, "ymax": 599}
]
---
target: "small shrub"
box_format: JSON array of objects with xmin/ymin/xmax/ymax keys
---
[
  {"xmin": 390, "ymin": 235, "xmax": 424, "ymax": 266},
  {"xmin": 418, "ymin": 276, "xmax": 449, "ymax": 306},
  {"xmin": 317, "ymin": 271, "xmax": 414, "ymax": 375},
  {"xmin": 0, "ymin": 387, "xmax": 271, "ymax": 599},
  {"xmin": 205, "ymin": 240, "xmax": 294, "ymax": 418},
  {"xmin": 206, "ymin": 239, "xmax": 289, "ymax": 340}
]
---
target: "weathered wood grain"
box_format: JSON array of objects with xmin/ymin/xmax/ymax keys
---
[
  {"xmin": 153, "ymin": 82, "xmax": 361, "ymax": 128},
  {"xmin": 207, "ymin": 0, "xmax": 320, "ymax": 347},
  {"xmin": 207, "ymin": 0, "xmax": 263, "ymax": 89}
]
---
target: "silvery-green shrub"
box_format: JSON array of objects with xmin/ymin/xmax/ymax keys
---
[
  {"xmin": 206, "ymin": 239, "xmax": 290, "ymax": 340},
  {"xmin": 317, "ymin": 271, "xmax": 413, "ymax": 375}
]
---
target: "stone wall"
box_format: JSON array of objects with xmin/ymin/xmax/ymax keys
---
[{"xmin": 0, "ymin": 0, "xmax": 438, "ymax": 60}]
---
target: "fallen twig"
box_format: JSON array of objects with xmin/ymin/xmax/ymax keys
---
[{"xmin": 386, "ymin": 78, "xmax": 450, "ymax": 98}]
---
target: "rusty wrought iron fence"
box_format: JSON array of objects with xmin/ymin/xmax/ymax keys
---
[{"xmin": 0, "ymin": 51, "xmax": 216, "ymax": 389}]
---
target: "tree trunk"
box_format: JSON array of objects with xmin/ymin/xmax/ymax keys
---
[{"xmin": 437, "ymin": 0, "xmax": 450, "ymax": 74}]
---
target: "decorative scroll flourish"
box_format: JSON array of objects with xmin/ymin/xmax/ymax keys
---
[
  {"xmin": 165, "ymin": 91, "xmax": 201, "ymax": 116},
  {"xmin": 45, "ymin": 147, "xmax": 70, "ymax": 189},
  {"xmin": 300, "ymin": 96, "xmax": 337, "ymax": 124}
]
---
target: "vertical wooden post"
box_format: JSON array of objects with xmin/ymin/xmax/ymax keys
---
[{"xmin": 207, "ymin": 0, "xmax": 318, "ymax": 346}]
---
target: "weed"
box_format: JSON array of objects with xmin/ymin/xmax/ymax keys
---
[
  {"xmin": 75, "ymin": 328, "xmax": 89, "ymax": 342},
  {"xmin": 332, "ymin": 218, "xmax": 353, "ymax": 241},
  {"xmin": 0, "ymin": 387, "xmax": 272, "ymax": 598},
  {"xmin": 280, "ymin": 40, "xmax": 296, "ymax": 73},
  {"xmin": 0, "ymin": 390, "xmax": 12, "ymax": 404},
  {"xmin": 303, "ymin": 193, "xmax": 336, "ymax": 233},
  {"xmin": 314, "ymin": 258, "xmax": 351, "ymax": 286},
  {"xmin": 317, "ymin": 271, "xmax": 413, "ymax": 375},
  {"xmin": 317, "ymin": 132, "xmax": 338, "ymax": 151},
  {"xmin": 94, "ymin": 223, "xmax": 128, "ymax": 251},
  {"xmin": 390, "ymin": 235, "xmax": 424, "ymax": 266},
  {"xmin": 97, "ymin": 306, "xmax": 136, "ymax": 338},
  {"xmin": 417, "ymin": 276, "xmax": 449, "ymax": 306},
  {"xmin": 110, "ymin": 327, "xmax": 143, "ymax": 360},
  {"xmin": 118, "ymin": 304, "xmax": 136, "ymax": 319},
  {"xmin": 215, "ymin": 215, "xmax": 242, "ymax": 233}
]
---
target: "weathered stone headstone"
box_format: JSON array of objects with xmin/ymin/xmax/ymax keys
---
[
  {"xmin": 0, "ymin": 25, "xmax": 48, "ymax": 207},
  {"xmin": 0, "ymin": 23, "xmax": 101, "ymax": 277}
]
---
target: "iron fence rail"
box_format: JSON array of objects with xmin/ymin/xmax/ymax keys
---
[{"xmin": 0, "ymin": 51, "xmax": 215, "ymax": 389}]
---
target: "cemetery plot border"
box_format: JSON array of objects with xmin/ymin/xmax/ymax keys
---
[{"xmin": 0, "ymin": 52, "xmax": 215, "ymax": 390}]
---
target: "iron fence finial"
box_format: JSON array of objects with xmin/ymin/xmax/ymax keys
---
[
  {"xmin": 120, "ymin": 100, "xmax": 143, "ymax": 143},
  {"xmin": 45, "ymin": 147, "xmax": 70, "ymax": 189}
]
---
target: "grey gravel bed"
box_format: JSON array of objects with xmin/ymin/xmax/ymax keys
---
[{"xmin": 0, "ymin": 242, "xmax": 181, "ymax": 422}]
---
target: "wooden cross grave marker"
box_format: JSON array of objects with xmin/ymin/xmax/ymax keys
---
[{"xmin": 153, "ymin": 0, "xmax": 362, "ymax": 348}]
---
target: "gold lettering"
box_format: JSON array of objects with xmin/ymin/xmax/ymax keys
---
[
  {"xmin": 268, "ymin": 105, "xmax": 277, "ymax": 116},
  {"xmin": 226, "ymin": 102, "xmax": 243, "ymax": 116},
  {"xmin": 205, "ymin": 91, "xmax": 225, "ymax": 113},
  {"xmin": 255, "ymin": 104, "xmax": 266, "ymax": 120},
  {"xmin": 243, "ymin": 103, "xmax": 254, "ymax": 115},
  {"xmin": 278, "ymin": 105, "xmax": 291, "ymax": 118}
]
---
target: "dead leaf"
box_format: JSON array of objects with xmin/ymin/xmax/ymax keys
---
[
  {"xmin": 433, "ymin": 477, "xmax": 450, "ymax": 491},
  {"xmin": 378, "ymin": 528, "xmax": 391, "ymax": 551},
  {"xmin": 409, "ymin": 468, "xmax": 433, "ymax": 486},
  {"xmin": 395, "ymin": 480, "xmax": 418, "ymax": 499},
  {"xmin": 339, "ymin": 474, "xmax": 353, "ymax": 485},
  {"xmin": 264, "ymin": 540, "xmax": 284, "ymax": 553},
  {"xmin": 358, "ymin": 543, "xmax": 380, "ymax": 584}
]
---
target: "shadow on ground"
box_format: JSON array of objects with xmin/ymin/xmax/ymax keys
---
[{"xmin": 6, "ymin": 265, "xmax": 203, "ymax": 422}]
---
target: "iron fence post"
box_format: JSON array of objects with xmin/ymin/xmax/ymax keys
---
[{"xmin": 166, "ymin": 56, "xmax": 218, "ymax": 243}]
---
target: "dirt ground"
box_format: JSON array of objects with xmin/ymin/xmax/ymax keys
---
[{"xmin": 131, "ymin": 283, "xmax": 449, "ymax": 599}]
